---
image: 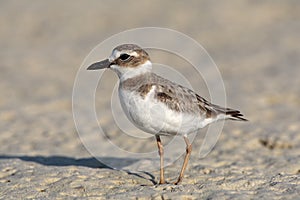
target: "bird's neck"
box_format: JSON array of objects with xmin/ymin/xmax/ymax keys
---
[{"xmin": 119, "ymin": 60, "xmax": 152, "ymax": 82}]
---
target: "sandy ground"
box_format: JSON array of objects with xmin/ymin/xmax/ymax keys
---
[{"xmin": 1, "ymin": 0, "xmax": 300, "ymax": 199}]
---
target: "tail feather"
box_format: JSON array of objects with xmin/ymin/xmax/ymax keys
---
[
  {"xmin": 211, "ymin": 105, "xmax": 248, "ymax": 121},
  {"xmin": 223, "ymin": 109, "xmax": 247, "ymax": 121},
  {"xmin": 195, "ymin": 94, "xmax": 247, "ymax": 121},
  {"xmin": 227, "ymin": 111, "xmax": 248, "ymax": 121}
]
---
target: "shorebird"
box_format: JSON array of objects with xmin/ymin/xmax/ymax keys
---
[{"xmin": 87, "ymin": 44, "xmax": 247, "ymax": 185}]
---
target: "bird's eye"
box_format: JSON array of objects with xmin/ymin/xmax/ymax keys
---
[{"xmin": 119, "ymin": 54, "xmax": 131, "ymax": 61}]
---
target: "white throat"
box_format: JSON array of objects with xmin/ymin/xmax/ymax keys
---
[{"xmin": 111, "ymin": 60, "xmax": 152, "ymax": 82}]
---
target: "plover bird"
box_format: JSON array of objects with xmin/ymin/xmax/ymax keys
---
[{"xmin": 87, "ymin": 44, "xmax": 247, "ymax": 185}]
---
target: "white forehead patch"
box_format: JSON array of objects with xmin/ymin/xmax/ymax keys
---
[{"xmin": 109, "ymin": 49, "xmax": 120, "ymax": 62}]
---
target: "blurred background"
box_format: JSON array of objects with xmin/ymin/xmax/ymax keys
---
[{"xmin": 0, "ymin": 0, "xmax": 299, "ymax": 193}]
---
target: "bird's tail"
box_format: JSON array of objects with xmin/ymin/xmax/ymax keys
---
[
  {"xmin": 212, "ymin": 104, "xmax": 248, "ymax": 121},
  {"xmin": 224, "ymin": 109, "xmax": 248, "ymax": 121},
  {"xmin": 196, "ymin": 94, "xmax": 247, "ymax": 121}
]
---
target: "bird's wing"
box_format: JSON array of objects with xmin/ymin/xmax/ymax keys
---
[
  {"xmin": 149, "ymin": 73, "xmax": 247, "ymax": 121},
  {"xmin": 149, "ymin": 74, "xmax": 208, "ymax": 116}
]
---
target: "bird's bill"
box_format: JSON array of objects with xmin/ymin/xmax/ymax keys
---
[{"xmin": 87, "ymin": 59, "xmax": 111, "ymax": 70}]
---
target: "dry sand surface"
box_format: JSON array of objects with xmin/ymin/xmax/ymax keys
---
[{"xmin": 1, "ymin": 1, "xmax": 300, "ymax": 199}]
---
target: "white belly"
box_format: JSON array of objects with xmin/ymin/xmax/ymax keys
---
[{"xmin": 119, "ymin": 86, "xmax": 207, "ymax": 136}]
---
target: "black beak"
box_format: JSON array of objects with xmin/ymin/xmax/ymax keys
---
[{"xmin": 87, "ymin": 59, "xmax": 111, "ymax": 70}]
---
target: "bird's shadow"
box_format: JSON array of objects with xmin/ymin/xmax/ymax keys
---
[{"xmin": 0, "ymin": 155, "xmax": 157, "ymax": 185}]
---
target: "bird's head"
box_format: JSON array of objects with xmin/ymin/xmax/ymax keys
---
[{"xmin": 87, "ymin": 44, "xmax": 152, "ymax": 80}]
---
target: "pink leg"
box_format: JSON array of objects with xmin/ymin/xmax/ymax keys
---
[
  {"xmin": 156, "ymin": 135, "xmax": 165, "ymax": 184},
  {"xmin": 174, "ymin": 136, "xmax": 192, "ymax": 185}
]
